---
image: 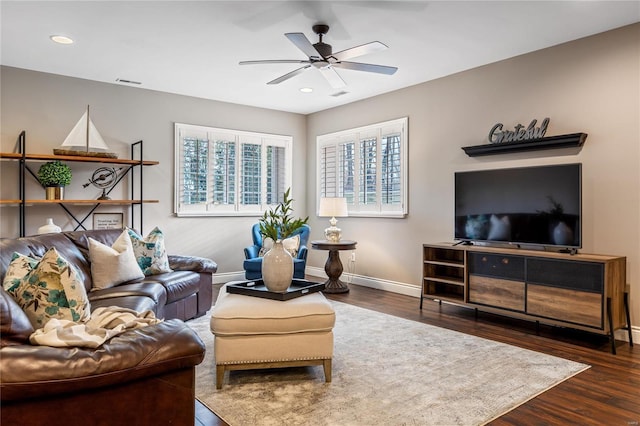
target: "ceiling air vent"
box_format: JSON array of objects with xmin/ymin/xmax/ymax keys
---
[{"xmin": 116, "ymin": 78, "xmax": 142, "ymax": 85}]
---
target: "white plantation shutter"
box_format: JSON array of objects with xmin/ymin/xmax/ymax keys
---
[
  {"xmin": 266, "ymin": 143, "xmax": 287, "ymax": 205},
  {"xmin": 211, "ymin": 135, "xmax": 236, "ymax": 211},
  {"xmin": 176, "ymin": 126, "xmax": 209, "ymax": 213},
  {"xmin": 316, "ymin": 117, "xmax": 408, "ymax": 218},
  {"xmin": 174, "ymin": 123, "xmax": 292, "ymax": 216}
]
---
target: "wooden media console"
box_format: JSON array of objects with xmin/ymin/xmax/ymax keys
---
[{"xmin": 421, "ymin": 243, "xmax": 632, "ymax": 353}]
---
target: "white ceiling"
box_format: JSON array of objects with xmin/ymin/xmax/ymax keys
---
[{"xmin": 2, "ymin": 1, "xmax": 639, "ymax": 115}]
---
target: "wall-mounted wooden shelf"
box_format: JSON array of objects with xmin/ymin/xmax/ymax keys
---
[
  {"xmin": 1, "ymin": 199, "xmax": 158, "ymax": 205},
  {"xmin": 1, "ymin": 131, "xmax": 158, "ymax": 236},
  {"xmin": 462, "ymin": 133, "xmax": 587, "ymax": 157},
  {"xmin": 0, "ymin": 152, "xmax": 159, "ymax": 166}
]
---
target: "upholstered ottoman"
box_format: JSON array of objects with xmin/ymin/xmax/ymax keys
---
[{"xmin": 210, "ymin": 283, "xmax": 335, "ymax": 389}]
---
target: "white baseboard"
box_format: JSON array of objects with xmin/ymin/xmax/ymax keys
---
[
  {"xmin": 305, "ymin": 266, "xmax": 421, "ymax": 298},
  {"xmin": 212, "ymin": 271, "xmax": 246, "ymax": 284},
  {"xmin": 615, "ymin": 326, "xmax": 640, "ymax": 343}
]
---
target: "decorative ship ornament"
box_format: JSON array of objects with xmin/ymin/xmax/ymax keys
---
[{"xmin": 54, "ymin": 105, "xmax": 117, "ymax": 158}]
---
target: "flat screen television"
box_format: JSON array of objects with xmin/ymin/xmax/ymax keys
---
[{"xmin": 454, "ymin": 163, "xmax": 581, "ymax": 249}]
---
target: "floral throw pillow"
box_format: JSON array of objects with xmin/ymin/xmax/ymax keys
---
[
  {"xmin": 127, "ymin": 227, "xmax": 173, "ymax": 275},
  {"xmin": 3, "ymin": 252, "xmax": 40, "ymax": 295},
  {"xmin": 11, "ymin": 247, "xmax": 91, "ymax": 328}
]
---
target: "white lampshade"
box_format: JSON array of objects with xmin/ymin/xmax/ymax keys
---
[
  {"xmin": 318, "ymin": 197, "xmax": 348, "ymax": 218},
  {"xmin": 318, "ymin": 198, "xmax": 348, "ymax": 242}
]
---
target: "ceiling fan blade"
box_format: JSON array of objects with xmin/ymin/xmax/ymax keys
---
[
  {"xmin": 285, "ymin": 32, "xmax": 323, "ymax": 59},
  {"xmin": 318, "ymin": 66, "xmax": 346, "ymax": 89},
  {"xmin": 333, "ymin": 61, "xmax": 398, "ymax": 75},
  {"xmin": 240, "ymin": 60, "xmax": 311, "ymax": 65},
  {"xmin": 332, "ymin": 41, "xmax": 388, "ymax": 61},
  {"xmin": 267, "ymin": 65, "xmax": 312, "ymax": 85}
]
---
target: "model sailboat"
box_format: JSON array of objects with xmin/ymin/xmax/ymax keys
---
[{"xmin": 53, "ymin": 105, "xmax": 117, "ymax": 158}]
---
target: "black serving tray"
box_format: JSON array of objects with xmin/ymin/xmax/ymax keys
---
[{"xmin": 226, "ymin": 279, "xmax": 325, "ymax": 301}]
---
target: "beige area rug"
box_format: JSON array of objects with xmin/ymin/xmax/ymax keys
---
[{"xmin": 188, "ymin": 301, "xmax": 589, "ymax": 426}]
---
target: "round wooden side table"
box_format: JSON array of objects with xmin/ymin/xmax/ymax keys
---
[{"xmin": 311, "ymin": 240, "xmax": 357, "ymax": 293}]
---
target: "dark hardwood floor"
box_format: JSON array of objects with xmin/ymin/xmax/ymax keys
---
[{"xmin": 196, "ymin": 282, "xmax": 639, "ymax": 425}]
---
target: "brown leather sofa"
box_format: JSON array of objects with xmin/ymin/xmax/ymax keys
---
[
  {"xmin": 0, "ymin": 229, "xmax": 217, "ymax": 425},
  {"xmin": 0, "ymin": 229, "xmax": 218, "ymax": 321},
  {"xmin": 1, "ymin": 286, "xmax": 206, "ymax": 425}
]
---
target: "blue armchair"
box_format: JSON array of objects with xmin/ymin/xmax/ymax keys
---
[{"xmin": 243, "ymin": 224, "xmax": 310, "ymax": 280}]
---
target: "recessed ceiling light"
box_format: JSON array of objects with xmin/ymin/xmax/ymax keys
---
[
  {"xmin": 299, "ymin": 87, "xmax": 313, "ymax": 93},
  {"xmin": 50, "ymin": 35, "xmax": 74, "ymax": 45}
]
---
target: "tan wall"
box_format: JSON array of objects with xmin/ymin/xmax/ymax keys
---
[
  {"xmin": 306, "ymin": 23, "xmax": 640, "ymax": 325},
  {"xmin": 0, "ymin": 67, "xmax": 308, "ymax": 273}
]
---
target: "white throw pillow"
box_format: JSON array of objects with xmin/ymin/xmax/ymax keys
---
[
  {"xmin": 259, "ymin": 235, "xmax": 300, "ymax": 257},
  {"xmin": 488, "ymin": 214, "xmax": 512, "ymax": 241},
  {"xmin": 89, "ymin": 230, "xmax": 144, "ymax": 291}
]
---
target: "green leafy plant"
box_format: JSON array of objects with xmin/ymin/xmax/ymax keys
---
[
  {"xmin": 38, "ymin": 161, "xmax": 72, "ymax": 187},
  {"xmin": 259, "ymin": 188, "xmax": 309, "ymax": 242}
]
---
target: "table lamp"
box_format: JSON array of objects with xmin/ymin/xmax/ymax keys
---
[{"xmin": 318, "ymin": 197, "xmax": 348, "ymax": 242}]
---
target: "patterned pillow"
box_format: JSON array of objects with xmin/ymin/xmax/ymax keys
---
[
  {"xmin": 10, "ymin": 247, "xmax": 91, "ymax": 328},
  {"xmin": 89, "ymin": 230, "xmax": 145, "ymax": 290},
  {"xmin": 259, "ymin": 235, "xmax": 300, "ymax": 258},
  {"xmin": 127, "ymin": 227, "xmax": 173, "ymax": 275},
  {"xmin": 3, "ymin": 252, "xmax": 40, "ymax": 295}
]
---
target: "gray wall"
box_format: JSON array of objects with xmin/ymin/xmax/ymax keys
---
[
  {"xmin": 0, "ymin": 67, "xmax": 308, "ymax": 272},
  {"xmin": 1, "ymin": 24, "xmax": 638, "ymax": 327}
]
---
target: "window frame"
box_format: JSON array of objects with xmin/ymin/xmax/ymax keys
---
[
  {"xmin": 174, "ymin": 123, "xmax": 293, "ymax": 217},
  {"xmin": 316, "ymin": 117, "xmax": 408, "ymax": 218}
]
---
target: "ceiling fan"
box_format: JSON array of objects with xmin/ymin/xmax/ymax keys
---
[{"xmin": 239, "ymin": 24, "xmax": 398, "ymax": 89}]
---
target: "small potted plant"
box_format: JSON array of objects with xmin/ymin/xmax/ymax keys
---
[
  {"xmin": 38, "ymin": 160, "xmax": 72, "ymax": 200},
  {"xmin": 259, "ymin": 188, "xmax": 308, "ymax": 292}
]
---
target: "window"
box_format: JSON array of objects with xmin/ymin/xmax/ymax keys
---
[
  {"xmin": 175, "ymin": 123, "xmax": 292, "ymax": 216},
  {"xmin": 317, "ymin": 117, "xmax": 408, "ymax": 217}
]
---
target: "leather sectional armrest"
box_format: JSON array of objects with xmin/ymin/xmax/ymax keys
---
[
  {"xmin": 0, "ymin": 319, "xmax": 205, "ymax": 400},
  {"xmin": 168, "ymin": 255, "xmax": 217, "ymax": 274}
]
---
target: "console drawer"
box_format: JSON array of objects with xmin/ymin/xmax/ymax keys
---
[
  {"xmin": 527, "ymin": 284, "xmax": 602, "ymax": 328},
  {"xmin": 468, "ymin": 253, "xmax": 525, "ymax": 280},
  {"xmin": 469, "ymin": 275, "xmax": 525, "ymax": 311},
  {"xmin": 526, "ymin": 258, "xmax": 603, "ymax": 292}
]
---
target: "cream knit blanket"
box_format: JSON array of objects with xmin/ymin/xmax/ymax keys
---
[{"xmin": 29, "ymin": 306, "xmax": 162, "ymax": 348}]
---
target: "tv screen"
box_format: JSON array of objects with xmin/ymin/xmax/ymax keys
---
[{"xmin": 454, "ymin": 163, "xmax": 581, "ymax": 248}]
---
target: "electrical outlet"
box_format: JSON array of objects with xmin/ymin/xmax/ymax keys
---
[{"xmin": 350, "ymin": 252, "xmax": 356, "ymax": 262}]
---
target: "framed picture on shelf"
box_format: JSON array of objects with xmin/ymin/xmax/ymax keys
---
[{"xmin": 93, "ymin": 213, "xmax": 124, "ymax": 230}]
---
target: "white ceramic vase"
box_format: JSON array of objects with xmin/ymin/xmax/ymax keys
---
[
  {"xmin": 38, "ymin": 218, "xmax": 61, "ymax": 234},
  {"xmin": 262, "ymin": 240, "xmax": 293, "ymax": 292}
]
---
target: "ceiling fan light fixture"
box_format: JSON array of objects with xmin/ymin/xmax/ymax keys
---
[
  {"xmin": 243, "ymin": 24, "xmax": 396, "ymax": 89},
  {"xmin": 50, "ymin": 35, "xmax": 74, "ymax": 45}
]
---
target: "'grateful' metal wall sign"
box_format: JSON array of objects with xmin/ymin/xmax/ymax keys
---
[{"xmin": 488, "ymin": 118, "xmax": 550, "ymax": 144}]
